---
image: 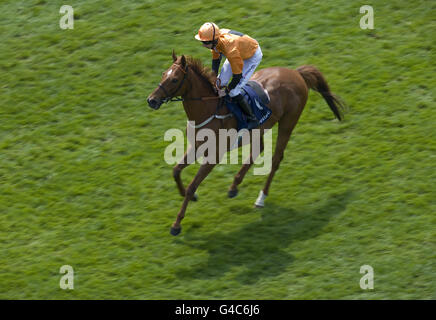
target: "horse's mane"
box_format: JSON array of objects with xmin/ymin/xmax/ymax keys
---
[{"xmin": 185, "ymin": 56, "xmax": 217, "ymax": 92}]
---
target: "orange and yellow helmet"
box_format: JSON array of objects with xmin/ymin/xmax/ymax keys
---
[{"xmin": 194, "ymin": 22, "xmax": 220, "ymax": 41}]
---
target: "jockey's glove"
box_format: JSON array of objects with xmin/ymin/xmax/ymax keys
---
[{"xmin": 226, "ymin": 73, "xmax": 242, "ymax": 93}]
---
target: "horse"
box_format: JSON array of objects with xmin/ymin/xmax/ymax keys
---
[{"xmin": 147, "ymin": 51, "xmax": 346, "ymax": 236}]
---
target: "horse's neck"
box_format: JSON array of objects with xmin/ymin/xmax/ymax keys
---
[{"xmin": 182, "ymin": 69, "xmax": 218, "ymax": 124}]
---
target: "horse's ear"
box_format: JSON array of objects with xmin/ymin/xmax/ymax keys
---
[
  {"xmin": 172, "ymin": 50, "xmax": 177, "ymax": 62},
  {"xmin": 181, "ymin": 55, "xmax": 186, "ymax": 67}
]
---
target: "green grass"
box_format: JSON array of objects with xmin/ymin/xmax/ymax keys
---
[{"xmin": 0, "ymin": 0, "xmax": 435, "ymax": 299}]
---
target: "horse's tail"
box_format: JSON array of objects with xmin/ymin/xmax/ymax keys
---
[{"xmin": 297, "ymin": 65, "xmax": 346, "ymax": 121}]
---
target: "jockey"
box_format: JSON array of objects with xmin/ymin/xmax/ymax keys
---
[{"xmin": 195, "ymin": 22, "xmax": 263, "ymax": 127}]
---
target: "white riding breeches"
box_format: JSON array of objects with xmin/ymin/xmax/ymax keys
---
[{"xmin": 217, "ymin": 46, "xmax": 263, "ymax": 97}]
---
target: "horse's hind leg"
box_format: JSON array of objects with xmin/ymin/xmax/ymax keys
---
[
  {"xmin": 228, "ymin": 135, "xmax": 264, "ymax": 198},
  {"xmin": 255, "ymin": 116, "xmax": 297, "ymax": 207}
]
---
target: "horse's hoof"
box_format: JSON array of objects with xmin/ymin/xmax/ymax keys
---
[
  {"xmin": 254, "ymin": 204, "xmax": 264, "ymax": 209},
  {"xmin": 228, "ymin": 189, "xmax": 238, "ymax": 198},
  {"xmin": 191, "ymin": 193, "xmax": 198, "ymax": 201},
  {"xmin": 254, "ymin": 191, "xmax": 266, "ymax": 208},
  {"xmin": 170, "ymin": 226, "xmax": 182, "ymax": 236}
]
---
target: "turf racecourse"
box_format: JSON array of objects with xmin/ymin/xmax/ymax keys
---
[{"xmin": 0, "ymin": 0, "xmax": 434, "ymax": 299}]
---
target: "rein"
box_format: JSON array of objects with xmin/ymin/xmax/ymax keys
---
[
  {"xmin": 157, "ymin": 63, "xmax": 233, "ymax": 128},
  {"xmin": 157, "ymin": 64, "xmax": 221, "ymax": 103}
]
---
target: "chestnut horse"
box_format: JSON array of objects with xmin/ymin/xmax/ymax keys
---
[{"xmin": 147, "ymin": 52, "xmax": 346, "ymax": 236}]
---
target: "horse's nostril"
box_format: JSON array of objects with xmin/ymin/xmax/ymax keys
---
[{"xmin": 148, "ymin": 98, "xmax": 161, "ymax": 109}]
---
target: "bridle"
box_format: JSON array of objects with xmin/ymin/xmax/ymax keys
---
[
  {"xmin": 157, "ymin": 64, "xmax": 189, "ymax": 103},
  {"xmin": 156, "ymin": 63, "xmax": 221, "ymax": 103}
]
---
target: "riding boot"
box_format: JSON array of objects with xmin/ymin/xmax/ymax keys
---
[{"xmin": 234, "ymin": 94, "xmax": 259, "ymax": 128}]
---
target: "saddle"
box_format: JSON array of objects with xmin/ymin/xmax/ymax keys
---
[
  {"xmin": 224, "ymin": 81, "xmax": 272, "ymax": 131},
  {"xmin": 246, "ymin": 80, "xmax": 270, "ymax": 106}
]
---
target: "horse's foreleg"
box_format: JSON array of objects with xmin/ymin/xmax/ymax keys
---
[
  {"xmin": 228, "ymin": 136, "xmax": 264, "ymax": 198},
  {"xmin": 173, "ymin": 145, "xmax": 198, "ymax": 201},
  {"xmin": 171, "ymin": 162, "xmax": 216, "ymax": 235}
]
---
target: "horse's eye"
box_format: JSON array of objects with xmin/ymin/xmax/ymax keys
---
[{"xmin": 172, "ymin": 78, "xmax": 178, "ymax": 83}]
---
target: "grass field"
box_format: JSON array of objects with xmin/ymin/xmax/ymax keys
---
[{"xmin": 0, "ymin": 0, "xmax": 435, "ymax": 299}]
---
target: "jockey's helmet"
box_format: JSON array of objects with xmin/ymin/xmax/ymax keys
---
[{"xmin": 194, "ymin": 22, "xmax": 220, "ymax": 42}]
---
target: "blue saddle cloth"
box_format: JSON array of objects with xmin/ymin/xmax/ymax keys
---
[{"xmin": 225, "ymin": 85, "xmax": 272, "ymax": 131}]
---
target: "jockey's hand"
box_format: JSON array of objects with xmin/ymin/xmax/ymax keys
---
[{"xmin": 217, "ymin": 88, "xmax": 227, "ymax": 97}]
